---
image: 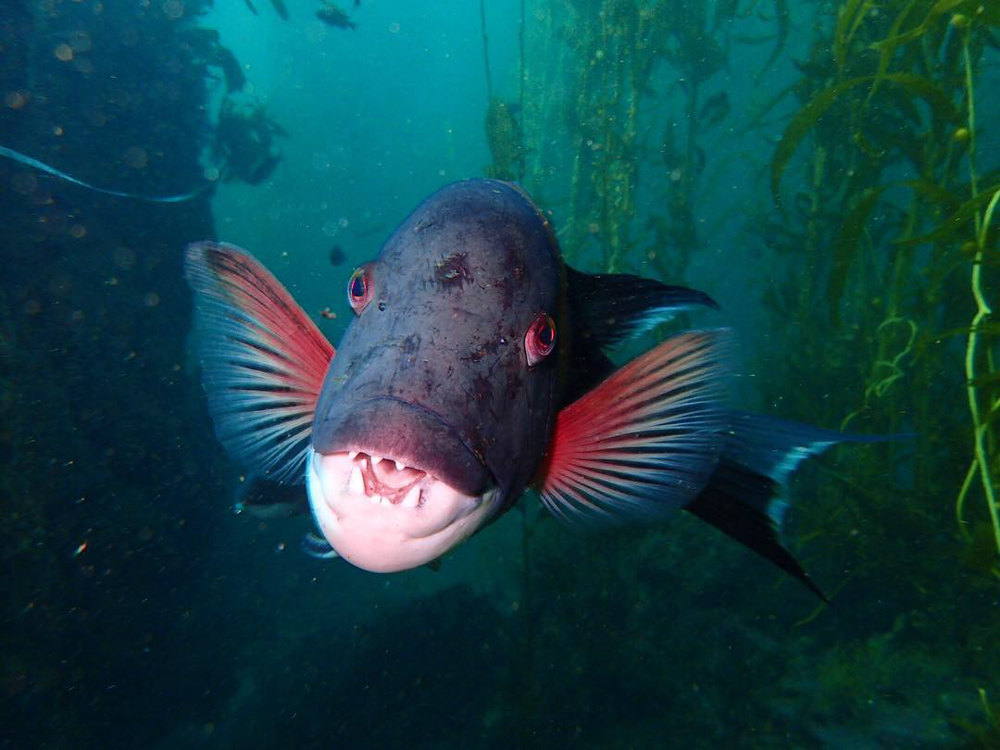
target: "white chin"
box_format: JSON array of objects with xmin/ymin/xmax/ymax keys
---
[{"xmin": 305, "ymin": 448, "xmax": 494, "ymax": 572}]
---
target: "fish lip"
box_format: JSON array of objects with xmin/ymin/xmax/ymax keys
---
[
  {"xmin": 306, "ymin": 447, "xmax": 496, "ymax": 571},
  {"xmin": 311, "ymin": 395, "xmax": 493, "ymax": 496}
]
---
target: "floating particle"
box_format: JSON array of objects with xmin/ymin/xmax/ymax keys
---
[
  {"xmin": 4, "ymin": 91, "xmax": 25, "ymax": 109},
  {"xmin": 113, "ymin": 247, "xmax": 135, "ymax": 269},
  {"xmin": 49, "ymin": 275, "xmax": 72, "ymax": 296},
  {"xmin": 73, "ymin": 541, "xmax": 88, "ymax": 558},
  {"xmin": 85, "ymin": 108, "xmax": 107, "ymax": 127},
  {"xmin": 120, "ymin": 27, "xmax": 139, "ymax": 47},
  {"xmin": 162, "ymin": 0, "xmax": 185, "ymax": 20},
  {"xmin": 54, "ymin": 44, "xmax": 73, "ymax": 62},
  {"xmin": 68, "ymin": 31, "xmax": 92, "ymax": 53},
  {"xmin": 11, "ymin": 173, "xmax": 38, "ymax": 194},
  {"xmin": 123, "ymin": 146, "xmax": 148, "ymax": 169}
]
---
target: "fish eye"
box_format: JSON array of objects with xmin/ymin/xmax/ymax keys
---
[
  {"xmin": 525, "ymin": 313, "xmax": 557, "ymax": 367},
  {"xmin": 347, "ymin": 264, "xmax": 374, "ymax": 314}
]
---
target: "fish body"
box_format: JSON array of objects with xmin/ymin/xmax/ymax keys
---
[
  {"xmin": 234, "ymin": 475, "xmax": 308, "ymax": 519},
  {"xmin": 699, "ymin": 92, "xmax": 731, "ymax": 129},
  {"xmin": 186, "ymin": 179, "xmax": 882, "ymax": 596},
  {"xmin": 268, "ymin": 0, "xmax": 289, "ymax": 20},
  {"xmin": 316, "ymin": 3, "xmax": 356, "ymax": 29},
  {"xmin": 328, "ymin": 245, "xmax": 346, "ymax": 266}
]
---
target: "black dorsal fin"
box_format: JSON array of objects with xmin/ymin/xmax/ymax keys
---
[{"xmin": 565, "ymin": 264, "xmax": 718, "ymax": 351}]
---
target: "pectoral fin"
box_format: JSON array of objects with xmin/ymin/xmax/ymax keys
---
[
  {"xmin": 534, "ymin": 330, "xmax": 729, "ymax": 524},
  {"xmin": 185, "ymin": 241, "xmax": 335, "ymax": 482}
]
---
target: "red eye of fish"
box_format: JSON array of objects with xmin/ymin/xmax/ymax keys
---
[
  {"xmin": 347, "ymin": 266, "xmax": 373, "ymax": 313},
  {"xmin": 525, "ymin": 313, "xmax": 557, "ymax": 367}
]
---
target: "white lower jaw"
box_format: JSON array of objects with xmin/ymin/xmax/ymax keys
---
[{"xmin": 306, "ymin": 448, "xmax": 494, "ymax": 573}]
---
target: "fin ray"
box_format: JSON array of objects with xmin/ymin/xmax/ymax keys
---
[
  {"xmin": 566, "ymin": 265, "xmax": 719, "ymax": 351},
  {"xmin": 536, "ymin": 330, "xmax": 729, "ymax": 524},
  {"xmin": 185, "ymin": 241, "xmax": 334, "ymax": 482},
  {"xmin": 684, "ymin": 414, "xmax": 904, "ymax": 600}
]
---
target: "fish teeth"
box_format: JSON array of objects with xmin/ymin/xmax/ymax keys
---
[
  {"xmin": 348, "ymin": 466, "xmax": 364, "ymax": 495},
  {"xmin": 348, "ymin": 450, "xmax": 358, "ymax": 460},
  {"xmin": 401, "ymin": 484, "xmax": 421, "ymax": 508},
  {"xmin": 394, "ymin": 459, "xmax": 405, "ymax": 471},
  {"xmin": 369, "ymin": 494, "xmax": 379, "ymax": 505},
  {"xmin": 372, "ymin": 455, "xmax": 383, "ymax": 466}
]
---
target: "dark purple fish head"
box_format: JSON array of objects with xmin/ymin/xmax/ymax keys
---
[{"xmin": 307, "ymin": 179, "xmax": 562, "ymax": 571}]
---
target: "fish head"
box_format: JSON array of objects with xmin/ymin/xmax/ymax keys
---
[{"xmin": 308, "ymin": 179, "xmax": 562, "ymax": 572}]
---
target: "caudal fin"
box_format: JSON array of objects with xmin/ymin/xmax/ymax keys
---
[{"xmin": 686, "ymin": 412, "xmax": 895, "ymax": 601}]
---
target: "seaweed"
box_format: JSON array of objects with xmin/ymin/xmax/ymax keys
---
[{"xmin": 764, "ymin": 0, "xmax": 1000, "ymax": 574}]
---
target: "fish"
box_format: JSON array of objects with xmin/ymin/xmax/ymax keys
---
[
  {"xmin": 315, "ymin": 2, "xmax": 356, "ymax": 29},
  {"xmin": 233, "ymin": 474, "xmax": 307, "ymax": 520},
  {"xmin": 698, "ymin": 92, "xmax": 731, "ymax": 129},
  {"xmin": 328, "ymin": 245, "xmax": 346, "ymax": 266},
  {"xmin": 185, "ymin": 179, "xmax": 885, "ymax": 598},
  {"xmin": 268, "ymin": 0, "xmax": 289, "ymax": 20}
]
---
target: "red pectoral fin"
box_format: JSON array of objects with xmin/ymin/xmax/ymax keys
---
[
  {"xmin": 535, "ymin": 330, "xmax": 729, "ymax": 524},
  {"xmin": 185, "ymin": 241, "xmax": 335, "ymax": 482}
]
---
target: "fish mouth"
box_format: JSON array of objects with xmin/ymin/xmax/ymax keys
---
[{"xmin": 306, "ymin": 447, "xmax": 496, "ymax": 572}]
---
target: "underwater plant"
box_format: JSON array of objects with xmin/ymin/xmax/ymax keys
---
[
  {"xmin": 765, "ymin": 0, "xmax": 1000, "ymax": 574},
  {"xmin": 212, "ymin": 95, "xmax": 287, "ymax": 185}
]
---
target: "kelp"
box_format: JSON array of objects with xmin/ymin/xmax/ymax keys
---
[
  {"xmin": 771, "ymin": 73, "xmax": 960, "ymax": 205},
  {"xmin": 755, "ymin": 0, "xmax": 789, "ymax": 82},
  {"xmin": 526, "ymin": 0, "xmax": 747, "ymax": 276},
  {"xmin": 828, "ymin": 185, "xmax": 887, "ymax": 323},
  {"xmin": 766, "ymin": 0, "xmax": 1000, "ymax": 585},
  {"xmin": 897, "ymin": 183, "xmax": 1000, "ymax": 247},
  {"xmin": 833, "ymin": 0, "xmax": 879, "ymax": 74}
]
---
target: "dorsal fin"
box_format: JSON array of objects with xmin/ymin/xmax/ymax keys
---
[
  {"xmin": 565, "ymin": 265, "xmax": 718, "ymax": 351},
  {"xmin": 185, "ymin": 241, "xmax": 335, "ymax": 482}
]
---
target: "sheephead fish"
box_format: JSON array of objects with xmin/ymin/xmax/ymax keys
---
[{"xmin": 185, "ymin": 179, "xmax": 869, "ymax": 598}]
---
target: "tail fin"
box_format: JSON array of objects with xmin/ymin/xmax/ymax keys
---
[{"xmin": 684, "ymin": 412, "xmax": 892, "ymax": 601}]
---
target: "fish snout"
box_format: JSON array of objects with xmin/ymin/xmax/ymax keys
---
[{"xmin": 311, "ymin": 396, "xmax": 489, "ymax": 496}]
